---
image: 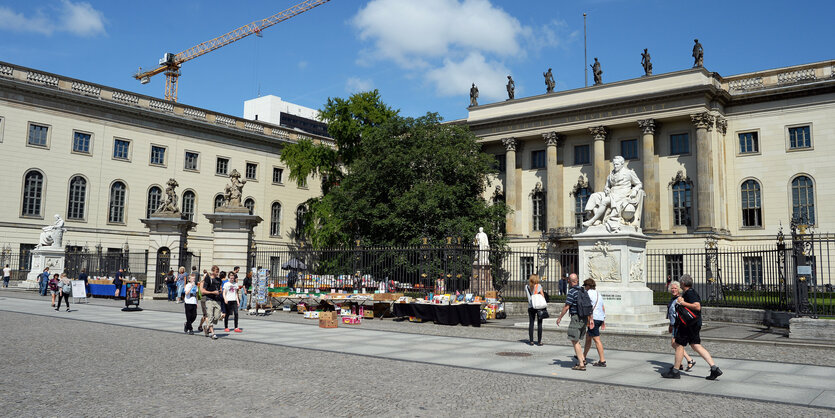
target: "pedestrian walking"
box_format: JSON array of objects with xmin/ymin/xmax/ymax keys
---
[
  {"xmin": 525, "ymin": 274, "xmax": 546, "ymax": 346},
  {"xmin": 165, "ymin": 269, "xmax": 177, "ymax": 301},
  {"xmin": 183, "ymin": 273, "xmax": 198, "ymax": 334},
  {"xmin": 218, "ymin": 271, "xmax": 227, "ymax": 320},
  {"xmin": 556, "ymin": 273, "xmax": 593, "ymax": 371},
  {"xmin": 582, "ymin": 279, "xmax": 607, "ymax": 367},
  {"xmin": 558, "ymin": 274, "xmax": 567, "ymax": 296},
  {"xmin": 200, "ymin": 265, "xmax": 223, "ymax": 339},
  {"xmin": 48, "ymin": 273, "xmax": 60, "ymax": 307},
  {"xmin": 662, "ymin": 274, "xmax": 723, "ymax": 380},
  {"xmin": 176, "ymin": 266, "xmax": 186, "ymax": 303},
  {"xmin": 666, "ymin": 281, "xmax": 696, "ymax": 371},
  {"xmin": 2, "ymin": 264, "xmax": 10, "ymax": 288},
  {"xmin": 197, "ymin": 272, "xmax": 208, "ymax": 334},
  {"xmin": 55, "ymin": 273, "xmax": 71, "ymax": 312},
  {"xmin": 223, "ymin": 272, "xmax": 241, "ymax": 333},
  {"xmin": 39, "ymin": 267, "xmax": 50, "ymax": 296},
  {"xmin": 113, "ymin": 268, "xmax": 123, "ymax": 298}
]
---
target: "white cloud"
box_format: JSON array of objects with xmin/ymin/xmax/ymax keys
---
[
  {"xmin": 298, "ymin": 60, "xmax": 308, "ymax": 70},
  {"xmin": 0, "ymin": 1, "xmax": 106, "ymax": 37},
  {"xmin": 425, "ymin": 52, "xmax": 508, "ymax": 101},
  {"xmin": 346, "ymin": 77, "xmax": 374, "ymax": 93}
]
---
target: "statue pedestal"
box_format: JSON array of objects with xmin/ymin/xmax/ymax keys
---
[
  {"xmin": 574, "ymin": 225, "xmax": 668, "ymax": 334},
  {"xmin": 140, "ymin": 214, "xmax": 195, "ymax": 299},
  {"xmin": 19, "ymin": 247, "xmax": 66, "ymax": 289},
  {"xmin": 204, "ymin": 211, "xmax": 262, "ymax": 272}
]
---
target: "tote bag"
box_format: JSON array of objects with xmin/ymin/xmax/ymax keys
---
[{"xmin": 527, "ymin": 285, "xmax": 547, "ymax": 310}]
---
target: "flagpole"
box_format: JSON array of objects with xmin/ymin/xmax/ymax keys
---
[{"xmin": 584, "ymin": 13, "xmax": 588, "ymax": 87}]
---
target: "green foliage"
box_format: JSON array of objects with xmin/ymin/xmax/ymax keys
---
[{"xmin": 319, "ymin": 90, "xmax": 398, "ymax": 166}]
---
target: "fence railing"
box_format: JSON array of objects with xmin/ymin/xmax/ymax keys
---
[{"xmin": 0, "ymin": 250, "xmax": 148, "ymax": 285}]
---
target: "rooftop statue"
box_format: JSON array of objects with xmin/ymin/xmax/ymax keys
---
[
  {"xmin": 506, "ymin": 75, "xmax": 515, "ymax": 100},
  {"xmin": 692, "ymin": 39, "xmax": 704, "ymax": 68},
  {"xmin": 641, "ymin": 48, "xmax": 652, "ymax": 76},
  {"xmin": 469, "ymin": 83, "xmax": 479, "ymax": 107},
  {"xmin": 591, "ymin": 58, "xmax": 603, "ymax": 85},
  {"xmin": 544, "ymin": 68, "xmax": 555, "ymax": 93}
]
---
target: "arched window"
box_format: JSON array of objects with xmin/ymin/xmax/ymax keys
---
[
  {"xmin": 574, "ymin": 187, "xmax": 590, "ymax": 229},
  {"xmin": 182, "ymin": 190, "xmax": 196, "ymax": 221},
  {"xmin": 244, "ymin": 198, "xmax": 255, "ymax": 215},
  {"xmin": 741, "ymin": 179, "xmax": 762, "ymax": 227},
  {"xmin": 295, "ymin": 205, "xmax": 308, "ymax": 239},
  {"xmin": 22, "ymin": 170, "xmax": 44, "ymax": 217},
  {"xmin": 791, "ymin": 176, "xmax": 815, "ymax": 225},
  {"xmin": 214, "ymin": 194, "xmax": 224, "ymax": 211},
  {"xmin": 270, "ymin": 202, "xmax": 282, "ymax": 237},
  {"xmin": 146, "ymin": 186, "xmax": 162, "ymax": 218},
  {"xmin": 67, "ymin": 176, "xmax": 87, "ymax": 220},
  {"xmin": 672, "ymin": 181, "xmax": 692, "ymax": 226},
  {"xmin": 531, "ymin": 186, "xmax": 546, "ymax": 232},
  {"xmin": 109, "ymin": 181, "xmax": 126, "ymax": 223}
]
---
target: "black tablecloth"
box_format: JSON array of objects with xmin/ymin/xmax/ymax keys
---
[{"xmin": 392, "ymin": 303, "xmax": 481, "ymax": 327}]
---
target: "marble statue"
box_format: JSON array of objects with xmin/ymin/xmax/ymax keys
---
[
  {"xmin": 37, "ymin": 214, "xmax": 67, "ymax": 249},
  {"xmin": 641, "ymin": 48, "xmax": 652, "ymax": 76},
  {"xmin": 582, "ymin": 156, "xmax": 644, "ymax": 233},
  {"xmin": 544, "ymin": 68, "xmax": 555, "ymax": 93},
  {"xmin": 506, "ymin": 75, "xmax": 515, "ymax": 100},
  {"xmin": 692, "ymin": 39, "xmax": 703, "ymax": 68},
  {"xmin": 591, "ymin": 58, "xmax": 603, "ymax": 85},
  {"xmin": 469, "ymin": 83, "xmax": 479, "ymax": 107},
  {"xmin": 474, "ymin": 227, "xmax": 490, "ymax": 266},
  {"xmin": 223, "ymin": 169, "xmax": 247, "ymax": 208},
  {"xmin": 155, "ymin": 178, "xmax": 180, "ymax": 214}
]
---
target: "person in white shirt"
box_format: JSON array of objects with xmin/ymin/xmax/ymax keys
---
[
  {"xmin": 582, "ymin": 278, "xmax": 607, "ymax": 366},
  {"xmin": 222, "ymin": 272, "xmax": 241, "ymax": 333},
  {"xmin": 183, "ymin": 274, "xmax": 198, "ymax": 334},
  {"xmin": 2, "ymin": 264, "xmax": 11, "ymax": 287}
]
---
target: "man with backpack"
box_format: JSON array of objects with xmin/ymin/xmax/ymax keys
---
[{"xmin": 556, "ymin": 273, "xmax": 595, "ymax": 371}]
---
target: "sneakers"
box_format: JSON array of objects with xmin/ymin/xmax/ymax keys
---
[
  {"xmin": 224, "ymin": 328, "xmax": 230, "ymax": 332},
  {"xmin": 234, "ymin": 328, "xmax": 242, "ymax": 333},
  {"xmin": 661, "ymin": 367, "xmax": 681, "ymax": 379},
  {"xmin": 55, "ymin": 308, "xmax": 59, "ymax": 311},
  {"xmin": 66, "ymin": 308, "xmax": 70, "ymax": 312},
  {"xmin": 706, "ymin": 365, "xmax": 723, "ymax": 380},
  {"xmin": 211, "ymin": 334, "xmax": 218, "ymax": 340},
  {"xmin": 187, "ymin": 330, "xmax": 194, "ymax": 335},
  {"xmin": 197, "ymin": 325, "xmax": 203, "ymax": 332}
]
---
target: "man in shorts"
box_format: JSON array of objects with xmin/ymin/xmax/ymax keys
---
[
  {"xmin": 662, "ymin": 274, "xmax": 723, "ymax": 380},
  {"xmin": 556, "ymin": 273, "xmax": 592, "ymax": 371},
  {"xmin": 200, "ymin": 265, "xmax": 223, "ymax": 340}
]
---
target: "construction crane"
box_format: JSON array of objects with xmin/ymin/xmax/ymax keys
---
[{"xmin": 134, "ymin": 0, "xmax": 330, "ymax": 102}]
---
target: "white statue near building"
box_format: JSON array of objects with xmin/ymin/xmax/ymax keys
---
[
  {"xmin": 474, "ymin": 227, "xmax": 490, "ymax": 266},
  {"xmin": 582, "ymin": 156, "xmax": 645, "ymax": 233},
  {"xmin": 37, "ymin": 214, "xmax": 67, "ymax": 249}
]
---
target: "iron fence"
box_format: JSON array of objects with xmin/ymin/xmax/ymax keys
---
[{"xmin": 0, "ymin": 250, "xmax": 149, "ymax": 284}]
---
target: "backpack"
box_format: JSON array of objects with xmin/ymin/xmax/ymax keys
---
[{"xmin": 576, "ymin": 288, "xmax": 594, "ymax": 318}]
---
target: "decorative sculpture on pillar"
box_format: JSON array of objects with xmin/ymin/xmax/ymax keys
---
[
  {"xmin": 692, "ymin": 39, "xmax": 704, "ymax": 68},
  {"xmin": 469, "ymin": 83, "xmax": 479, "ymax": 107},
  {"xmin": 641, "ymin": 48, "xmax": 652, "ymax": 76},
  {"xmin": 154, "ymin": 178, "xmax": 181, "ymax": 215},
  {"xmin": 506, "ymin": 75, "xmax": 515, "ymax": 100},
  {"xmin": 543, "ymin": 68, "xmax": 556, "ymax": 93},
  {"xmin": 223, "ymin": 169, "xmax": 247, "ymax": 208},
  {"xmin": 591, "ymin": 58, "xmax": 603, "ymax": 85},
  {"xmin": 582, "ymin": 156, "xmax": 645, "ymax": 233},
  {"xmin": 37, "ymin": 215, "xmax": 67, "ymax": 249}
]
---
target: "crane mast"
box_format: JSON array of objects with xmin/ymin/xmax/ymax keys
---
[{"xmin": 134, "ymin": 0, "xmax": 330, "ymax": 102}]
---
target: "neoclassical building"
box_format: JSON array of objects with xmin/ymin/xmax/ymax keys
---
[
  {"xmin": 0, "ymin": 61, "xmax": 325, "ymax": 268},
  {"xmin": 465, "ymin": 59, "xmax": 834, "ymax": 249}
]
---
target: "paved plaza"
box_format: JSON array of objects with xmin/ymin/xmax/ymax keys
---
[{"xmin": 1, "ymin": 291, "xmax": 834, "ymax": 416}]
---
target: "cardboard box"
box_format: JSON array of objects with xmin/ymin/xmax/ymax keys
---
[
  {"xmin": 485, "ymin": 291, "xmax": 497, "ymax": 299},
  {"xmin": 342, "ymin": 315, "xmax": 361, "ymax": 325},
  {"xmin": 373, "ymin": 293, "xmax": 404, "ymax": 301},
  {"xmin": 319, "ymin": 311, "xmax": 338, "ymax": 328},
  {"xmin": 363, "ymin": 309, "xmax": 375, "ymax": 319}
]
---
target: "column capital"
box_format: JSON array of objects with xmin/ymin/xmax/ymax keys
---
[
  {"xmin": 715, "ymin": 116, "xmax": 727, "ymax": 135},
  {"xmin": 542, "ymin": 131, "xmax": 562, "ymax": 147},
  {"xmin": 589, "ymin": 126, "xmax": 607, "ymax": 140},
  {"xmin": 690, "ymin": 112, "xmax": 715, "ymax": 130},
  {"xmin": 637, "ymin": 118, "xmax": 656, "ymax": 134},
  {"xmin": 501, "ymin": 137, "xmax": 518, "ymax": 152}
]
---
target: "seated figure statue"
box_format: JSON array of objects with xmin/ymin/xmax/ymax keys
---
[{"xmin": 582, "ymin": 156, "xmax": 644, "ymax": 233}]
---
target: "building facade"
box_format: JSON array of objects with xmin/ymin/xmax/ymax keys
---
[
  {"xmin": 0, "ymin": 61, "xmax": 326, "ymax": 270},
  {"xmin": 465, "ymin": 60, "xmax": 835, "ymax": 250}
]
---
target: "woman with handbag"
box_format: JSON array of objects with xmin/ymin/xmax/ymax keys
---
[
  {"xmin": 48, "ymin": 274, "xmax": 60, "ymax": 307},
  {"xmin": 525, "ymin": 274, "xmax": 548, "ymax": 346},
  {"xmin": 55, "ymin": 273, "xmax": 71, "ymax": 312},
  {"xmin": 666, "ymin": 281, "xmax": 695, "ymax": 371}
]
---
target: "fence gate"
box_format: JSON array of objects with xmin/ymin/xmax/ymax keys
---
[
  {"xmin": 155, "ymin": 247, "xmax": 171, "ymax": 293},
  {"xmin": 790, "ymin": 219, "xmax": 817, "ymax": 317}
]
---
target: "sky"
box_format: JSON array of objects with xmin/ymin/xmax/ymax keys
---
[{"xmin": 1, "ymin": 0, "xmax": 834, "ymax": 122}]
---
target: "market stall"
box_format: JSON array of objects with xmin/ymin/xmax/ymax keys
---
[
  {"xmin": 392, "ymin": 302, "xmax": 483, "ymax": 326},
  {"xmin": 88, "ymin": 278, "xmax": 144, "ymax": 297}
]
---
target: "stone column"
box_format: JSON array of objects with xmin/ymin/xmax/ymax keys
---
[
  {"xmin": 691, "ymin": 112, "xmax": 715, "ymax": 232},
  {"xmin": 501, "ymin": 137, "xmax": 518, "ymax": 235},
  {"xmin": 140, "ymin": 214, "xmax": 196, "ymax": 299},
  {"xmin": 715, "ymin": 117, "xmax": 728, "ymax": 232},
  {"xmin": 204, "ymin": 209, "xmax": 263, "ymax": 272},
  {"xmin": 589, "ymin": 126, "xmax": 608, "ymax": 191},
  {"xmin": 637, "ymin": 119, "xmax": 659, "ymax": 233},
  {"xmin": 543, "ymin": 132, "xmax": 562, "ymax": 231}
]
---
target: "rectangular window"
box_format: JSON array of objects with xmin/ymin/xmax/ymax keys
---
[
  {"xmin": 495, "ymin": 154, "xmax": 506, "ymax": 173},
  {"xmin": 574, "ymin": 145, "xmax": 590, "ymax": 165},
  {"xmin": 788, "ymin": 125, "xmax": 811, "ymax": 149},
  {"xmin": 72, "ymin": 131, "xmax": 91, "ymax": 154},
  {"xmin": 521, "ymin": 256, "xmax": 535, "ymax": 281},
  {"xmin": 621, "ymin": 139, "xmax": 638, "ymax": 160},
  {"xmin": 297, "ymin": 176, "xmax": 307, "ymax": 188},
  {"xmin": 28, "ymin": 123, "xmax": 49, "ymax": 147},
  {"xmin": 150, "ymin": 145, "xmax": 166, "ymax": 166},
  {"xmin": 670, "ymin": 133, "xmax": 690, "ymax": 155},
  {"xmin": 246, "ymin": 162, "xmax": 257, "ymax": 180},
  {"xmin": 184, "ymin": 151, "xmax": 199, "ymax": 171},
  {"xmin": 738, "ymin": 132, "xmax": 759, "ymax": 154},
  {"xmin": 665, "ymin": 254, "xmax": 684, "ymax": 282},
  {"xmin": 743, "ymin": 256, "xmax": 763, "ymax": 285},
  {"xmin": 272, "ymin": 167, "xmax": 284, "ymax": 184},
  {"xmin": 113, "ymin": 138, "xmax": 130, "ymax": 160},
  {"xmin": 0, "ymin": 116, "xmax": 5, "ymax": 143},
  {"xmin": 530, "ymin": 150, "xmax": 546, "ymax": 169},
  {"xmin": 216, "ymin": 157, "xmax": 229, "ymax": 175},
  {"xmin": 19, "ymin": 243, "xmax": 37, "ymax": 271}
]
